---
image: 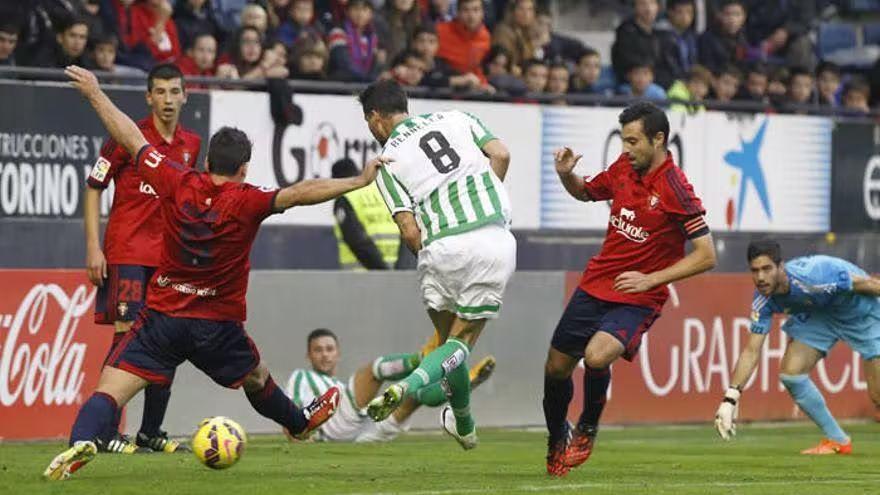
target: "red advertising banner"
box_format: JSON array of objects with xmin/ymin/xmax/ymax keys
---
[
  {"xmin": 0, "ymin": 270, "xmax": 113, "ymax": 440},
  {"xmin": 565, "ymin": 273, "xmax": 876, "ymax": 424}
]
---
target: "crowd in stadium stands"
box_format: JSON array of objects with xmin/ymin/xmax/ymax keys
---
[{"xmin": 0, "ymin": 0, "xmax": 877, "ymax": 114}]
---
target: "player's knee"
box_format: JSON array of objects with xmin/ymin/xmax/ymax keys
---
[
  {"xmin": 869, "ymin": 387, "xmax": 880, "ymax": 408},
  {"xmin": 544, "ymin": 358, "xmax": 571, "ymax": 380},
  {"xmin": 583, "ymin": 349, "xmax": 614, "ymax": 370},
  {"xmin": 242, "ymin": 365, "xmax": 269, "ymax": 393}
]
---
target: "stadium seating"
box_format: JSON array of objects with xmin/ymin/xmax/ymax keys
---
[{"xmin": 817, "ymin": 23, "xmax": 858, "ymax": 60}]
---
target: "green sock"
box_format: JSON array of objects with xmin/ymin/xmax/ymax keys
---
[
  {"xmin": 400, "ymin": 338, "xmax": 469, "ymax": 397},
  {"xmin": 415, "ymin": 380, "xmax": 450, "ymax": 407},
  {"xmin": 447, "ymin": 363, "xmax": 474, "ymax": 435},
  {"xmin": 372, "ymin": 353, "xmax": 421, "ymax": 381}
]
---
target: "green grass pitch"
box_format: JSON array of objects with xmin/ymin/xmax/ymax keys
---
[{"xmin": 2, "ymin": 424, "xmax": 878, "ymax": 494}]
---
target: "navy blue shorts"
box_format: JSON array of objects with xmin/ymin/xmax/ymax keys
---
[
  {"xmin": 95, "ymin": 265, "xmax": 155, "ymax": 324},
  {"xmin": 107, "ymin": 309, "xmax": 261, "ymax": 388},
  {"xmin": 551, "ymin": 288, "xmax": 659, "ymax": 362}
]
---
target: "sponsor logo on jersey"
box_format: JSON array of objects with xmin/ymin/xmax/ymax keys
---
[
  {"xmin": 139, "ymin": 181, "xmax": 158, "ymax": 197},
  {"xmin": 610, "ymin": 208, "xmax": 649, "ymax": 243},
  {"xmin": 90, "ymin": 157, "xmax": 111, "ymax": 182},
  {"xmin": 144, "ymin": 150, "xmax": 165, "ymax": 169},
  {"xmin": 156, "ymin": 275, "xmax": 170, "ymax": 287}
]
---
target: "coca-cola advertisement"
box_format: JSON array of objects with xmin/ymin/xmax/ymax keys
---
[
  {"xmin": 565, "ymin": 273, "xmax": 876, "ymax": 424},
  {"xmin": 0, "ymin": 270, "xmax": 112, "ymax": 440}
]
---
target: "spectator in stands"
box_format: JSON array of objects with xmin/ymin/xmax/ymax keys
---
[
  {"xmin": 91, "ymin": 32, "xmax": 144, "ymax": 75},
  {"xmin": 492, "ymin": 0, "xmax": 537, "ymax": 74},
  {"xmin": 240, "ymin": 3, "xmax": 270, "ymax": 36},
  {"xmin": 436, "ymin": 0, "xmax": 491, "ymax": 85},
  {"xmin": 522, "ymin": 58, "xmax": 548, "ymax": 93},
  {"xmin": 327, "ymin": 0, "xmax": 383, "ymax": 81},
  {"xmin": 97, "ymin": 0, "xmax": 151, "ymax": 70},
  {"xmin": 81, "ymin": 0, "xmax": 106, "ymax": 42},
  {"xmin": 842, "ymin": 77, "xmax": 871, "ymax": 115},
  {"xmin": 276, "ymin": 0, "xmax": 324, "ymax": 47},
  {"xmin": 816, "ymin": 61, "xmax": 841, "ymax": 107},
  {"xmin": 375, "ymin": 0, "xmax": 422, "ymax": 64},
  {"xmin": 532, "ymin": 11, "xmax": 584, "ymax": 65},
  {"xmin": 0, "ymin": 23, "xmax": 18, "ymax": 66},
  {"xmin": 658, "ymin": 0, "xmax": 697, "ymax": 82},
  {"xmin": 33, "ymin": 15, "xmax": 90, "ymax": 68},
  {"xmin": 426, "ymin": 0, "xmax": 455, "ymax": 24},
  {"xmin": 711, "ymin": 64, "xmax": 741, "ymax": 102},
  {"xmin": 482, "ymin": 44, "xmax": 526, "ymax": 94},
  {"xmin": 569, "ymin": 48, "xmax": 605, "ymax": 95},
  {"xmin": 209, "ymin": 0, "xmax": 248, "ymax": 35},
  {"xmin": 787, "ymin": 67, "xmax": 814, "ymax": 106},
  {"xmin": 174, "ymin": 0, "xmax": 223, "ymax": 52},
  {"xmin": 668, "ymin": 64, "xmax": 712, "ymax": 113},
  {"xmin": 766, "ymin": 65, "xmax": 788, "ymax": 105},
  {"xmin": 698, "ymin": 0, "xmax": 747, "ymax": 74},
  {"xmin": 265, "ymin": 0, "xmax": 291, "ymax": 31},
  {"xmin": 385, "ymin": 49, "xmax": 427, "ymax": 87},
  {"xmin": 742, "ymin": 0, "xmax": 816, "ymax": 71},
  {"xmin": 218, "ymin": 25, "xmax": 288, "ymax": 78},
  {"xmin": 129, "ymin": 0, "xmax": 182, "ymax": 65},
  {"xmin": 177, "ymin": 32, "xmax": 218, "ymax": 77},
  {"xmin": 611, "ymin": 0, "xmax": 677, "ymax": 88},
  {"xmin": 546, "ymin": 61, "xmax": 570, "ymax": 96},
  {"xmin": 620, "ymin": 61, "xmax": 666, "ymax": 100},
  {"xmin": 289, "ymin": 37, "xmax": 328, "ymax": 79},
  {"xmin": 411, "ymin": 25, "xmax": 482, "ymax": 91},
  {"xmin": 737, "ymin": 62, "xmax": 768, "ymax": 102}
]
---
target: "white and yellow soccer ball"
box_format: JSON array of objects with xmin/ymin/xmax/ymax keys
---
[{"xmin": 192, "ymin": 416, "xmax": 247, "ymax": 469}]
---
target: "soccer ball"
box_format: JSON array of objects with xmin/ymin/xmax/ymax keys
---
[{"xmin": 192, "ymin": 416, "xmax": 247, "ymax": 469}]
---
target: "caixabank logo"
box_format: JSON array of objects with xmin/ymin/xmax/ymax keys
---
[{"xmin": 723, "ymin": 119, "xmax": 772, "ymax": 229}]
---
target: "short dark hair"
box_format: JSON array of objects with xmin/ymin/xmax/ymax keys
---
[
  {"xmin": 412, "ymin": 24, "xmax": 437, "ymax": 40},
  {"xmin": 843, "ymin": 76, "xmax": 870, "ymax": 98},
  {"xmin": 522, "ymin": 58, "xmax": 548, "ymax": 73},
  {"xmin": 746, "ymin": 61, "xmax": 769, "ymax": 78},
  {"xmin": 332, "ymin": 158, "xmax": 359, "ymax": 178},
  {"xmin": 458, "ymin": 0, "xmax": 483, "ymax": 8},
  {"xmin": 815, "ymin": 61, "xmax": 841, "ymax": 78},
  {"xmin": 720, "ymin": 0, "xmax": 746, "ymax": 11},
  {"xmin": 207, "ymin": 127, "xmax": 252, "ymax": 176},
  {"xmin": 187, "ymin": 31, "xmax": 217, "ymax": 51},
  {"xmin": 94, "ymin": 32, "xmax": 118, "ymax": 48},
  {"xmin": 747, "ymin": 239, "xmax": 782, "ymax": 264},
  {"xmin": 307, "ymin": 328, "xmax": 338, "ymax": 347},
  {"xmin": 578, "ymin": 47, "xmax": 599, "ymax": 63},
  {"xmin": 347, "ymin": 0, "xmax": 373, "ymax": 9},
  {"xmin": 549, "ymin": 61, "xmax": 569, "ymax": 73},
  {"xmin": 668, "ymin": 0, "xmax": 696, "ymax": 8},
  {"xmin": 788, "ymin": 66, "xmax": 813, "ymax": 81},
  {"xmin": 147, "ymin": 63, "xmax": 185, "ymax": 91},
  {"xmin": 0, "ymin": 23, "xmax": 20, "ymax": 36},
  {"xmin": 392, "ymin": 49, "xmax": 422, "ymax": 67},
  {"xmin": 483, "ymin": 44, "xmax": 512, "ymax": 72},
  {"xmin": 618, "ymin": 102, "xmax": 669, "ymax": 146},
  {"xmin": 358, "ymin": 79, "xmax": 409, "ymax": 116},
  {"xmin": 58, "ymin": 15, "xmax": 88, "ymax": 34},
  {"xmin": 716, "ymin": 64, "xmax": 742, "ymax": 80}
]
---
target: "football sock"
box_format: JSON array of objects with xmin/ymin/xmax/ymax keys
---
[
  {"xmin": 245, "ymin": 375, "xmax": 308, "ymax": 434},
  {"xmin": 70, "ymin": 392, "xmax": 118, "ymax": 446},
  {"xmin": 578, "ymin": 366, "xmax": 610, "ymax": 431},
  {"xmin": 400, "ymin": 338, "xmax": 469, "ymax": 397},
  {"xmin": 415, "ymin": 380, "xmax": 450, "ymax": 407},
  {"xmin": 543, "ymin": 375, "xmax": 573, "ymax": 446},
  {"xmin": 139, "ymin": 383, "xmax": 172, "ymax": 436},
  {"xmin": 780, "ymin": 374, "xmax": 848, "ymax": 443},
  {"xmin": 447, "ymin": 362, "xmax": 475, "ymax": 435},
  {"xmin": 372, "ymin": 353, "xmax": 421, "ymax": 381}
]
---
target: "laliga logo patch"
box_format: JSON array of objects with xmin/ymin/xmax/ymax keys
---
[
  {"xmin": 90, "ymin": 157, "xmax": 111, "ymax": 181},
  {"xmin": 441, "ymin": 349, "xmax": 465, "ymax": 374}
]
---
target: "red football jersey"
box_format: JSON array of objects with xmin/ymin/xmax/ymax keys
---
[
  {"xmin": 88, "ymin": 117, "xmax": 201, "ymax": 266},
  {"xmin": 134, "ymin": 144, "xmax": 279, "ymax": 322},
  {"xmin": 579, "ymin": 153, "xmax": 708, "ymax": 310}
]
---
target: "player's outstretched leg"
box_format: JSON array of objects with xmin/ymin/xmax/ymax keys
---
[
  {"xmin": 243, "ymin": 363, "xmax": 340, "ymax": 440},
  {"xmin": 440, "ymin": 362, "xmax": 477, "ymax": 449},
  {"xmin": 372, "ymin": 353, "xmax": 421, "ymax": 381},
  {"xmin": 781, "ymin": 374, "xmax": 852, "ymax": 454},
  {"xmin": 136, "ymin": 382, "xmax": 189, "ymax": 453},
  {"xmin": 543, "ymin": 349, "xmax": 577, "ymax": 477}
]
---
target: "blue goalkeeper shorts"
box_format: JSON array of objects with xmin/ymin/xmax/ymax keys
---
[{"xmin": 783, "ymin": 311, "xmax": 880, "ymax": 360}]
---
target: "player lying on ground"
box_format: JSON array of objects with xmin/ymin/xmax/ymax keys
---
[
  {"xmin": 85, "ymin": 63, "xmax": 201, "ymax": 455},
  {"xmin": 715, "ymin": 240, "xmax": 880, "ymax": 454},
  {"xmin": 543, "ymin": 102, "xmax": 717, "ymax": 477},
  {"xmin": 44, "ymin": 65, "xmax": 385, "ymax": 480},
  {"xmin": 358, "ymin": 80, "xmax": 516, "ymax": 450},
  {"xmin": 283, "ymin": 329, "xmax": 496, "ymax": 442}
]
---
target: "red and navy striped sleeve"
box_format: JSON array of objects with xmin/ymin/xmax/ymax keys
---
[{"xmin": 661, "ymin": 166, "xmax": 709, "ymax": 239}]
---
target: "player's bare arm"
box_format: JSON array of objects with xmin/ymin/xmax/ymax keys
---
[
  {"xmin": 393, "ymin": 211, "xmax": 422, "ymax": 253},
  {"xmin": 481, "ymin": 139, "xmax": 511, "ymax": 181},
  {"xmin": 614, "ymin": 233, "xmax": 717, "ymax": 294},
  {"xmin": 83, "ymin": 187, "xmax": 107, "ymax": 287},
  {"xmin": 852, "ymin": 275, "xmax": 880, "ymax": 296},
  {"xmin": 65, "ymin": 66, "xmax": 148, "ymax": 157},
  {"xmin": 553, "ymin": 147, "xmax": 590, "ymax": 201},
  {"xmin": 273, "ymin": 156, "xmax": 388, "ymax": 211}
]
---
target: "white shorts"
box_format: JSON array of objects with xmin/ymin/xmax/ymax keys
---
[
  {"xmin": 417, "ymin": 224, "xmax": 517, "ymax": 320},
  {"xmin": 317, "ymin": 377, "xmax": 410, "ymax": 443}
]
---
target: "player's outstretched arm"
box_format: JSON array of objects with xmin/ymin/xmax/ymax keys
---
[
  {"xmin": 273, "ymin": 156, "xmax": 388, "ymax": 211},
  {"xmin": 554, "ymin": 147, "xmax": 590, "ymax": 201},
  {"xmin": 852, "ymin": 275, "xmax": 880, "ymax": 296},
  {"xmin": 482, "ymin": 139, "xmax": 511, "ymax": 181},
  {"xmin": 393, "ymin": 211, "xmax": 422, "ymax": 254},
  {"xmin": 65, "ymin": 66, "xmax": 148, "ymax": 157},
  {"xmin": 614, "ymin": 233, "xmax": 717, "ymax": 293},
  {"xmin": 715, "ymin": 332, "xmax": 766, "ymax": 441}
]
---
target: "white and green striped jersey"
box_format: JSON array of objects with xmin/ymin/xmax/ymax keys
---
[
  {"xmin": 284, "ymin": 368, "xmax": 358, "ymax": 414},
  {"xmin": 375, "ymin": 110, "xmax": 512, "ymax": 246}
]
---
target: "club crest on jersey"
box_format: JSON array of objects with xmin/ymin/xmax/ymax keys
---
[
  {"xmin": 610, "ymin": 207, "xmax": 650, "ymax": 243},
  {"xmin": 183, "ymin": 151, "xmax": 191, "ymax": 164},
  {"xmin": 117, "ymin": 301, "xmax": 128, "ymax": 318},
  {"xmin": 649, "ymin": 194, "xmax": 659, "ymax": 209},
  {"xmin": 90, "ymin": 157, "xmax": 111, "ymax": 181},
  {"xmin": 156, "ymin": 275, "xmax": 170, "ymax": 287}
]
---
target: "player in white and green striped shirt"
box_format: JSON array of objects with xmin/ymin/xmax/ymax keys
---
[
  {"xmin": 358, "ymin": 80, "xmax": 517, "ymax": 449},
  {"xmin": 283, "ymin": 329, "xmax": 496, "ymax": 443}
]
